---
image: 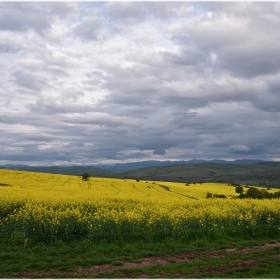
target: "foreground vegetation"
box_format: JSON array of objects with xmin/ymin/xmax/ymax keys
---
[
  {"xmin": 1, "ymin": 195, "xmax": 280, "ymax": 245},
  {"xmin": 0, "ymin": 169, "xmax": 280, "ymax": 277},
  {"xmin": 1, "ymin": 238, "xmax": 280, "ymax": 278}
]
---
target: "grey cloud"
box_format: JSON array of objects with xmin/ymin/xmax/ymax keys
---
[
  {"xmin": 229, "ymin": 145, "xmax": 251, "ymax": 153},
  {"xmin": 153, "ymin": 149, "xmax": 166, "ymax": 155},
  {"xmin": 1, "ymin": 2, "xmax": 280, "ymax": 165},
  {"xmin": 146, "ymin": 2, "xmax": 187, "ymax": 18},
  {"xmin": 217, "ymin": 44, "xmax": 280, "ymax": 78},
  {"xmin": 12, "ymin": 69, "xmax": 48, "ymax": 92},
  {"xmin": 62, "ymin": 113, "xmax": 141, "ymax": 128},
  {"xmin": 0, "ymin": 3, "xmax": 53, "ymax": 35},
  {"xmin": 229, "ymin": 143, "xmax": 269, "ymax": 156},
  {"xmin": 0, "ymin": 2, "xmax": 77, "ymax": 37},
  {"xmin": 42, "ymin": 2, "xmax": 78, "ymax": 17},
  {"xmin": 171, "ymin": 3, "xmax": 280, "ymax": 78},
  {"xmin": 73, "ymin": 15, "xmax": 101, "ymax": 41},
  {"xmin": 0, "ymin": 36, "xmax": 25, "ymax": 53},
  {"xmin": 105, "ymin": 2, "xmax": 147, "ymax": 24},
  {"xmin": 11, "ymin": 57, "xmax": 72, "ymax": 95}
]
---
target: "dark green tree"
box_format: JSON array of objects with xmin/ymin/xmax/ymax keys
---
[
  {"xmin": 206, "ymin": 192, "xmax": 213, "ymax": 199},
  {"xmin": 82, "ymin": 172, "xmax": 90, "ymax": 181},
  {"xmin": 246, "ymin": 187, "xmax": 260, "ymax": 199},
  {"xmin": 235, "ymin": 186, "xmax": 244, "ymax": 193},
  {"xmin": 239, "ymin": 193, "xmax": 247, "ymax": 199}
]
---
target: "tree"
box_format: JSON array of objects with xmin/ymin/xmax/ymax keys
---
[
  {"xmin": 235, "ymin": 186, "xmax": 244, "ymax": 194},
  {"xmin": 206, "ymin": 192, "xmax": 213, "ymax": 199},
  {"xmin": 246, "ymin": 187, "xmax": 259, "ymax": 199},
  {"xmin": 82, "ymin": 172, "xmax": 90, "ymax": 181},
  {"xmin": 238, "ymin": 193, "xmax": 247, "ymax": 199}
]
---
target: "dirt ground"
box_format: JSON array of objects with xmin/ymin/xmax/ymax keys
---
[{"xmin": 12, "ymin": 242, "xmax": 280, "ymax": 278}]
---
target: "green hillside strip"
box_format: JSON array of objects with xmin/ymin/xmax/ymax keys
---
[
  {"xmin": 112, "ymin": 162, "xmax": 280, "ymax": 187},
  {"xmin": 233, "ymin": 166, "xmax": 280, "ymax": 180}
]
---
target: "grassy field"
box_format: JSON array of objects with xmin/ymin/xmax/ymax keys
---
[{"xmin": 0, "ymin": 168, "xmax": 280, "ymax": 278}]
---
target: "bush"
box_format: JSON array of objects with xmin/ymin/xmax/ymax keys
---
[
  {"xmin": 246, "ymin": 187, "xmax": 260, "ymax": 198},
  {"xmin": 239, "ymin": 193, "xmax": 247, "ymax": 199},
  {"xmin": 235, "ymin": 186, "xmax": 244, "ymax": 193},
  {"xmin": 213, "ymin": 194, "xmax": 227, "ymax": 199},
  {"xmin": 82, "ymin": 173, "xmax": 90, "ymax": 181},
  {"xmin": 206, "ymin": 193, "xmax": 227, "ymax": 199},
  {"xmin": 206, "ymin": 193, "xmax": 213, "ymax": 199},
  {"xmin": 241, "ymin": 187, "xmax": 280, "ymax": 199}
]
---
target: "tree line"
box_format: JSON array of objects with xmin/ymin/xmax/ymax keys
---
[{"xmin": 236, "ymin": 186, "xmax": 280, "ymax": 199}]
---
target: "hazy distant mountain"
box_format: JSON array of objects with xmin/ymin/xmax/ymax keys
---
[
  {"xmin": 210, "ymin": 159, "xmax": 265, "ymax": 164},
  {"xmin": 95, "ymin": 160, "xmax": 193, "ymax": 172},
  {"xmin": 1, "ymin": 162, "xmax": 189, "ymax": 173},
  {"xmin": 0, "ymin": 159, "xmax": 265, "ymax": 176}
]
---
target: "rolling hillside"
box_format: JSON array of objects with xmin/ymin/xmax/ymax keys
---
[
  {"xmin": 1, "ymin": 169, "xmax": 279, "ymax": 202},
  {"xmin": 0, "ymin": 168, "xmax": 240, "ymax": 201},
  {"xmin": 2, "ymin": 161, "xmax": 280, "ymax": 188},
  {"xmin": 111, "ymin": 162, "xmax": 280, "ymax": 188}
]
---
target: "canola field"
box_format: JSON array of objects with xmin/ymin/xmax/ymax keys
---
[{"xmin": 0, "ymin": 169, "xmax": 280, "ymax": 245}]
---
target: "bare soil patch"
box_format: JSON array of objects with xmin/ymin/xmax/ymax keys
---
[{"xmin": 12, "ymin": 242, "xmax": 280, "ymax": 278}]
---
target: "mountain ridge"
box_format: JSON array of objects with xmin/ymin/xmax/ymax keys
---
[{"xmin": 94, "ymin": 159, "xmax": 264, "ymax": 172}]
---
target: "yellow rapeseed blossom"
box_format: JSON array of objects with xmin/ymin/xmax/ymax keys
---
[{"xmin": 0, "ymin": 169, "xmax": 279, "ymax": 243}]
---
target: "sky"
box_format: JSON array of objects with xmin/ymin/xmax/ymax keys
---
[{"xmin": 1, "ymin": 1, "xmax": 280, "ymax": 166}]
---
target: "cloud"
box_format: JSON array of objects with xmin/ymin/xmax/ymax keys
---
[
  {"xmin": 1, "ymin": 2, "xmax": 280, "ymax": 165},
  {"xmin": 72, "ymin": 15, "xmax": 101, "ymax": 41},
  {"xmin": 105, "ymin": 2, "xmax": 147, "ymax": 24},
  {"xmin": 153, "ymin": 149, "xmax": 166, "ymax": 155},
  {"xmin": 0, "ymin": 3, "xmax": 52, "ymax": 34},
  {"xmin": 229, "ymin": 145, "xmax": 251, "ymax": 153}
]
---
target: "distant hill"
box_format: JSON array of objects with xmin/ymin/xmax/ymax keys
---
[
  {"xmin": 94, "ymin": 159, "xmax": 263, "ymax": 172},
  {"xmin": 1, "ymin": 159, "xmax": 264, "ymax": 174},
  {"xmin": 110, "ymin": 162, "xmax": 280, "ymax": 188}
]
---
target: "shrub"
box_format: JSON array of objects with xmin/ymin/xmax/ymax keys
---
[
  {"xmin": 213, "ymin": 194, "xmax": 227, "ymax": 199},
  {"xmin": 82, "ymin": 173, "xmax": 90, "ymax": 181},
  {"xmin": 235, "ymin": 186, "xmax": 244, "ymax": 193},
  {"xmin": 206, "ymin": 193, "xmax": 213, "ymax": 199}
]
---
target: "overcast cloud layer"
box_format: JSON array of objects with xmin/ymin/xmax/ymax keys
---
[{"xmin": 1, "ymin": 1, "xmax": 280, "ymax": 166}]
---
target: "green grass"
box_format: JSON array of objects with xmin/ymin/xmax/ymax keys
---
[
  {"xmin": 95, "ymin": 249, "xmax": 280, "ymax": 278},
  {"xmin": 0, "ymin": 237, "xmax": 280, "ymax": 278}
]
